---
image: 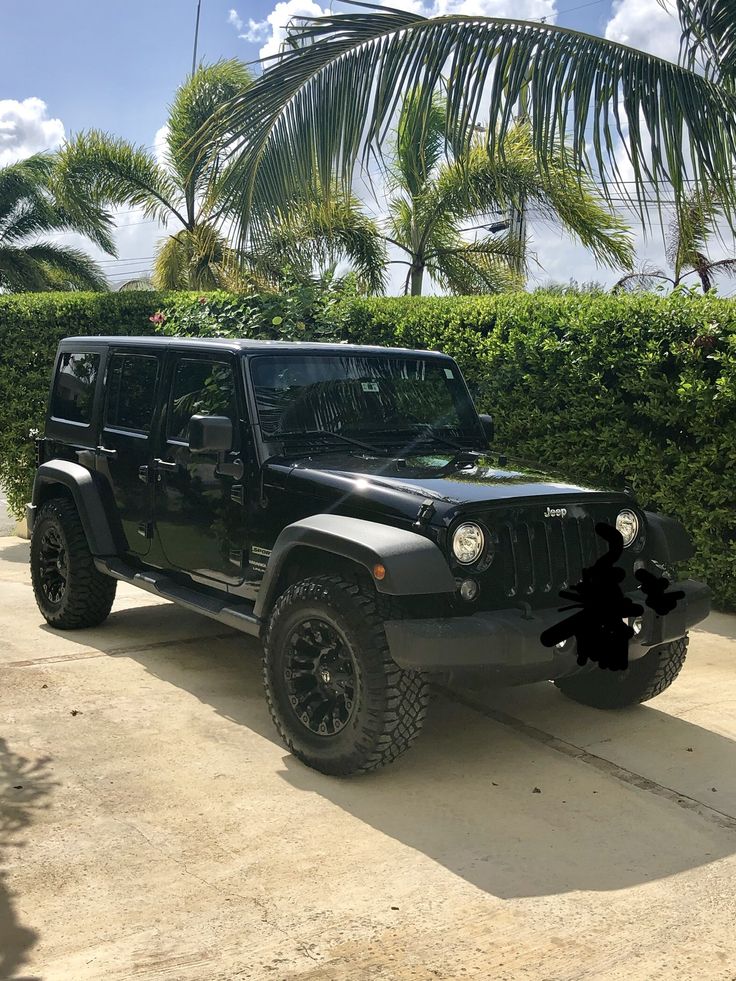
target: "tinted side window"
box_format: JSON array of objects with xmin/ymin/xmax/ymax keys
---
[
  {"xmin": 168, "ymin": 358, "xmax": 237, "ymax": 442},
  {"xmin": 105, "ymin": 354, "xmax": 159, "ymax": 433},
  {"xmin": 51, "ymin": 352, "xmax": 100, "ymax": 424}
]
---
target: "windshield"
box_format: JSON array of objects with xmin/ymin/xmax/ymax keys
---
[{"xmin": 249, "ymin": 353, "xmax": 481, "ymax": 444}]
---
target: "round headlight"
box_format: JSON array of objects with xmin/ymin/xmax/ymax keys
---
[
  {"xmin": 452, "ymin": 522, "xmax": 485, "ymax": 565},
  {"xmin": 616, "ymin": 509, "xmax": 639, "ymax": 547}
]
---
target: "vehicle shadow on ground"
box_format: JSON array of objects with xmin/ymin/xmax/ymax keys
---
[
  {"xmin": 0, "ymin": 541, "xmax": 31, "ymax": 564},
  {"xmin": 0, "ymin": 739, "xmax": 56, "ymax": 981},
  {"xmin": 59, "ymin": 598, "xmax": 736, "ymax": 901}
]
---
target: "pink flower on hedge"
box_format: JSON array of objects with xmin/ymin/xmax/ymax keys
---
[{"xmin": 149, "ymin": 312, "xmax": 166, "ymax": 325}]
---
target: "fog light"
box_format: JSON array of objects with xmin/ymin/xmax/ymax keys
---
[{"xmin": 459, "ymin": 578, "xmax": 479, "ymax": 601}]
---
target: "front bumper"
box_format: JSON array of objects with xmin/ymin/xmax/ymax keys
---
[{"xmin": 385, "ymin": 579, "xmax": 712, "ymax": 685}]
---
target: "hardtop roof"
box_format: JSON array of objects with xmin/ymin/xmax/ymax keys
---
[{"xmin": 59, "ymin": 335, "xmax": 448, "ymax": 359}]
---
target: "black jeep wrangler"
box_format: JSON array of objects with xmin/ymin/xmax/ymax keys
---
[{"xmin": 28, "ymin": 336, "xmax": 711, "ymax": 774}]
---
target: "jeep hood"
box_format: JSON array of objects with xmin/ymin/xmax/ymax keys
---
[{"xmin": 270, "ymin": 450, "xmax": 623, "ymax": 511}]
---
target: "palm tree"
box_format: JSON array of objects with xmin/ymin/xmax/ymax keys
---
[
  {"xmin": 235, "ymin": 190, "xmax": 386, "ymax": 294},
  {"xmin": 0, "ymin": 154, "xmax": 109, "ymax": 292},
  {"xmin": 614, "ymin": 187, "xmax": 736, "ymax": 292},
  {"xmin": 382, "ymin": 89, "xmax": 633, "ymax": 295},
  {"xmin": 55, "ymin": 60, "xmax": 386, "ymax": 293},
  {"xmin": 56, "ymin": 60, "xmax": 252, "ymax": 291},
  {"xmin": 204, "ymin": 1, "xmax": 736, "ymax": 244}
]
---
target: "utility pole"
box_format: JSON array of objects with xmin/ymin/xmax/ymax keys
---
[{"xmin": 191, "ymin": 0, "xmax": 203, "ymax": 75}]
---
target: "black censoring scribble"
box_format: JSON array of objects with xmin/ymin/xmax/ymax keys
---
[{"xmin": 540, "ymin": 522, "xmax": 685, "ymax": 672}]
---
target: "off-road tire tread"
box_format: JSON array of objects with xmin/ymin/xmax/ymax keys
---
[
  {"xmin": 263, "ymin": 575, "xmax": 430, "ymax": 775},
  {"xmin": 31, "ymin": 499, "xmax": 117, "ymax": 629},
  {"xmin": 554, "ymin": 636, "xmax": 688, "ymax": 709}
]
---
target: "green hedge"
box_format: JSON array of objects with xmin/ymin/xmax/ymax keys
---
[
  {"xmin": 0, "ymin": 292, "xmax": 159, "ymax": 518},
  {"xmin": 1, "ymin": 289, "xmax": 735, "ymax": 608}
]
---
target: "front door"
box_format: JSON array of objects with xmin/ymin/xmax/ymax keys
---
[
  {"xmin": 98, "ymin": 350, "xmax": 161, "ymax": 557},
  {"xmin": 153, "ymin": 353, "xmax": 247, "ymax": 584}
]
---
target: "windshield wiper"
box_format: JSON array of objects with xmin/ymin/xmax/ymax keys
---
[
  {"xmin": 272, "ymin": 429, "xmax": 383, "ymax": 455},
  {"xmin": 409, "ymin": 425, "xmax": 466, "ymax": 451}
]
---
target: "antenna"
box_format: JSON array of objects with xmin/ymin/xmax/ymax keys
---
[{"xmin": 192, "ymin": 0, "xmax": 203, "ymax": 75}]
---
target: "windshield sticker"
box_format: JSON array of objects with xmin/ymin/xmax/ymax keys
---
[
  {"xmin": 361, "ymin": 381, "xmax": 380, "ymax": 393},
  {"xmin": 444, "ymin": 368, "xmax": 454, "ymax": 379}
]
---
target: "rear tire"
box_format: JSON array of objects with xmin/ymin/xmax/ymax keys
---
[
  {"xmin": 31, "ymin": 498, "xmax": 117, "ymax": 629},
  {"xmin": 554, "ymin": 636, "xmax": 689, "ymax": 709},
  {"xmin": 263, "ymin": 575, "xmax": 430, "ymax": 775}
]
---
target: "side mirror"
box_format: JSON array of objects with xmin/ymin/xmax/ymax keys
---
[
  {"xmin": 478, "ymin": 413, "xmax": 494, "ymax": 446},
  {"xmin": 188, "ymin": 415, "xmax": 233, "ymax": 454}
]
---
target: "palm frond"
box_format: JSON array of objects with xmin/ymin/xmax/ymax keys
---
[
  {"xmin": 612, "ymin": 267, "xmax": 675, "ymax": 292},
  {"xmin": 152, "ymin": 224, "xmax": 231, "ymax": 291},
  {"xmin": 56, "ymin": 131, "xmax": 186, "ymax": 225},
  {"xmin": 665, "ymin": 186, "xmax": 720, "ymax": 277},
  {"xmin": 394, "ymin": 85, "xmax": 448, "ymax": 197},
  {"xmin": 167, "ymin": 60, "xmax": 254, "ymax": 217},
  {"xmin": 432, "ymin": 127, "xmax": 634, "ymax": 269},
  {"xmin": 251, "ymin": 193, "xmax": 387, "ymax": 294},
  {"xmin": 0, "ymin": 241, "xmax": 108, "ymax": 292},
  {"xmin": 204, "ymin": 4, "xmax": 736, "ymax": 240},
  {"xmin": 429, "ymin": 236, "xmax": 524, "ymax": 294},
  {"xmin": 672, "ymin": 0, "xmax": 736, "ymax": 82}
]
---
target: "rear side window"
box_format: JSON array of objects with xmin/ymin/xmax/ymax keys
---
[
  {"xmin": 51, "ymin": 352, "xmax": 100, "ymax": 424},
  {"xmin": 105, "ymin": 354, "xmax": 159, "ymax": 433}
]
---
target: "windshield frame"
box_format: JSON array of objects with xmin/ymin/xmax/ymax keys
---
[{"xmin": 243, "ymin": 349, "xmax": 484, "ymax": 457}]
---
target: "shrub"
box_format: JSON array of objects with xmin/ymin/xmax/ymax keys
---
[{"xmin": 1, "ymin": 288, "xmax": 734, "ymax": 608}]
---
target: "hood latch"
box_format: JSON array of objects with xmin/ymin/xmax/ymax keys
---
[{"xmin": 413, "ymin": 498, "xmax": 436, "ymax": 530}]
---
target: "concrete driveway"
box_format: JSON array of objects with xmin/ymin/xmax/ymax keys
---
[{"xmin": 1, "ymin": 536, "xmax": 735, "ymax": 981}]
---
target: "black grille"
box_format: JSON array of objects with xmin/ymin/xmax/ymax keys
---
[{"xmin": 479, "ymin": 504, "xmax": 623, "ymax": 609}]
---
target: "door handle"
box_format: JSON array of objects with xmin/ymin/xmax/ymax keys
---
[
  {"xmin": 153, "ymin": 458, "xmax": 179, "ymax": 474},
  {"xmin": 96, "ymin": 445, "xmax": 117, "ymax": 459}
]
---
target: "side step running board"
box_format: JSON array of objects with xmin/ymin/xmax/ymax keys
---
[{"xmin": 95, "ymin": 558, "xmax": 261, "ymax": 637}]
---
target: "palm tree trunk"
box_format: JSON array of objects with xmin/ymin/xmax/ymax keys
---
[{"xmin": 409, "ymin": 264, "xmax": 424, "ymax": 295}]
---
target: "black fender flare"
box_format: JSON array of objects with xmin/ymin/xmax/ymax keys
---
[
  {"xmin": 643, "ymin": 510, "xmax": 695, "ymax": 564},
  {"xmin": 254, "ymin": 514, "xmax": 456, "ymax": 618},
  {"xmin": 31, "ymin": 460, "xmax": 118, "ymax": 556}
]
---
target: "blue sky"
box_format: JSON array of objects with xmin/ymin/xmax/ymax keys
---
[{"xmin": 3, "ymin": 0, "xmax": 731, "ymax": 292}]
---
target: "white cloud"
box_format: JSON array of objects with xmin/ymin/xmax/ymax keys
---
[
  {"xmin": 402, "ymin": 0, "xmax": 556, "ymax": 20},
  {"xmin": 153, "ymin": 123, "xmax": 170, "ymax": 167},
  {"xmin": 230, "ymin": 0, "xmax": 557, "ymax": 59},
  {"xmin": 229, "ymin": 1, "xmax": 331, "ymax": 59},
  {"xmin": 605, "ymin": 0, "xmax": 681, "ymax": 63},
  {"xmin": 0, "ymin": 97, "xmax": 65, "ymax": 166}
]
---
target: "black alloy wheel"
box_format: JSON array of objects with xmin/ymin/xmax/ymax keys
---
[
  {"xmin": 37, "ymin": 525, "xmax": 69, "ymax": 604},
  {"xmin": 283, "ymin": 618, "xmax": 357, "ymax": 736}
]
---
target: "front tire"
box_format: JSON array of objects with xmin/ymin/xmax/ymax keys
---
[
  {"xmin": 554, "ymin": 636, "xmax": 689, "ymax": 709},
  {"xmin": 31, "ymin": 498, "xmax": 117, "ymax": 629},
  {"xmin": 263, "ymin": 576, "xmax": 430, "ymax": 775}
]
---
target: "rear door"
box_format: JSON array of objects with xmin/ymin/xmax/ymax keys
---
[
  {"xmin": 98, "ymin": 350, "xmax": 161, "ymax": 556},
  {"xmin": 152, "ymin": 352, "xmax": 247, "ymax": 584}
]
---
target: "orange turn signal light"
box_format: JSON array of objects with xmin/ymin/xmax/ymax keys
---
[{"xmin": 373, "ymin": 563, "xmax": 386, "ymax": 581}]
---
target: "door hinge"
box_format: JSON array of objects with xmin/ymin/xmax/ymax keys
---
[{"xmin": 137, "ymin": 521, "xmax": 154, "ymax": 539}]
